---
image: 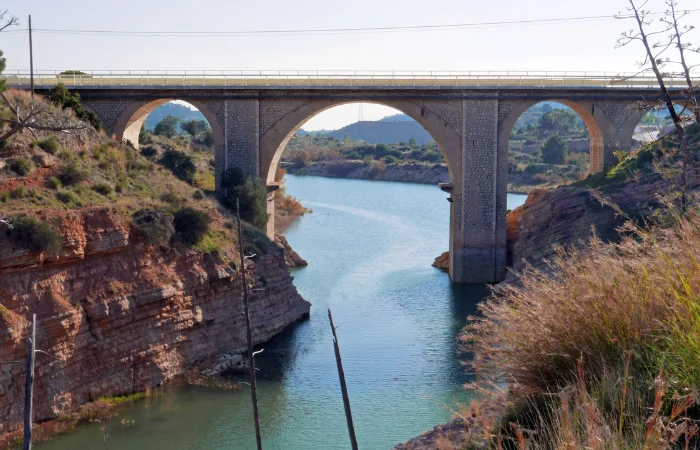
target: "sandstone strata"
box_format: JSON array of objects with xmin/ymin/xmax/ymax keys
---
[
  {"xmin": 275, "ymin": 235, "xmax": 308, "ymax": 268},
  {"xmin": 0, "ymin": 209, "xmax": 310, "ymax": 432}
]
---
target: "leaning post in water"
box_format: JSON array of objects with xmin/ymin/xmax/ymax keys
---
[{"xmin": 328, "ymin": 308, "xmax": 359, "ymax": 450}]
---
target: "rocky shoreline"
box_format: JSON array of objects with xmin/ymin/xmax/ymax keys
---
[
  {"xmin": 287, "ymin": 160, "xmax": 450, "ymax": 185},
  {"xmin": 0, "ymin": 208, "xmax": 310, "ymax": 433}
]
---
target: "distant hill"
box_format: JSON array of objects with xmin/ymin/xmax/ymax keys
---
[
  {"xmin": 323, "ymin": 121, "xmax": 433, "ymax": 145},
  {"xmin": 145, "ymin": 102, "xmax": 207, "ymax": 130},
  {"xmin": 379, "ymin": 114, "xmax": 413, "ymax": 122}
]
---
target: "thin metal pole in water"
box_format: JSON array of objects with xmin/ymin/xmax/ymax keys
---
[
  {"xmin": 237, "ymin": 200, "xmax": 263, "ymax": 450},
  {"xmin": 328, "ymin": 309, "xmax": 358, "ymax": 450},
  {"xmin": 23, "ymin": 314, "xmax": 36, "ymax": 450},
  {"xmin": 28, "ymin": 15, "xmax": 34, "ymax": 99}
]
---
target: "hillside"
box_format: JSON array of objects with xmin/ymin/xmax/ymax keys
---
[{"xmin": 0, "ymin": 91, "xmax": 310, "ymax": 439}]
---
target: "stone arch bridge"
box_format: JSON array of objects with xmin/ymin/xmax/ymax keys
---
[{"xmin": 17, "ymin": 72, "xmax": 695, "ymax": 284}]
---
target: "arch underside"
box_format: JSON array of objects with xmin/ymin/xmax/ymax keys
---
[
  {"xmin": 259, "ymin": 99, "xmax": 463, "ymax": 185},
  {"xmin": 113, "ymin": 99, "xmax": 225, "ymax": 153},
  {"xmin": 500, "ymin": 99, "xmax": 606, "ymax": 175}
]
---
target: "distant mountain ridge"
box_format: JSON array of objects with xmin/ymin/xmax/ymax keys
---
[
  {"xmin": 298, "ymin": 113, "xmax": 432, "ymax": 145},
  {"xmin": 323, "ymin": 121, "xmax": 433, "ymax": 145},
  {"xmin": 145, "ymin": 102, "xmax": 207, "ymax": 130}
]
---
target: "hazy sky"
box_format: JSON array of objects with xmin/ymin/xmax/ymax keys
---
[{"xmin": 2, "ymin": 0, "xmax": 697, "ymax": 130}]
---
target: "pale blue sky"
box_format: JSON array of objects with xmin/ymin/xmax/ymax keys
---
[{"xmin": 2, "ymin": 0, "xmax": 697, "ymax": 129}]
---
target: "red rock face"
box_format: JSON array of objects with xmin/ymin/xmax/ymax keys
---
[{"xmin": 0, "ymin": 209, "xmax": 310, "ymax": 432}]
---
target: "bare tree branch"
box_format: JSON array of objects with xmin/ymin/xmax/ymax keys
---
[{"xmin": 0, "ymin": 9, "xmax": 18, "ymax": 32}]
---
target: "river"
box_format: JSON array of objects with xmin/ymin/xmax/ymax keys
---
[{"xmin": 38, "ymin": 176, "xmax": 527, "ymax": 450}]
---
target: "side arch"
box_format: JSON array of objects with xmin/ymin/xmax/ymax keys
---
[
  {"xmin": 111, "ymin": 99, "xmax": 225, "ymax": 151},
  {"xmin": 259, "ymin": 99, "xmax": 463, "ymax": 185},
  {"xmin": 499, "ymin": 100, "xmax": 606, "ymax": 174}
]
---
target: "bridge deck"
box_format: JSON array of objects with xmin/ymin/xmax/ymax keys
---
[{"xmin": 3, "ymin": 71, "xmax": 697, "ymax": 90}]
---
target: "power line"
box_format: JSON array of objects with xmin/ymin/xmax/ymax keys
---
[{"xmin": 3, "ymin": 9, "xmax": 698, "ymax": 37}]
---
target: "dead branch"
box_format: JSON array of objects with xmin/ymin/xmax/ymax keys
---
[{"xmin": 0, "ymin": 9, "xmax": 18, "ymax": 32}]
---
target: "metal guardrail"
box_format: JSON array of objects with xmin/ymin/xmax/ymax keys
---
[{"xmin": 2, "ymin": 70, "xmax": 697, "ymax": 89}]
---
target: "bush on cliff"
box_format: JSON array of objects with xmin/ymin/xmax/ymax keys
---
[
  {"xmin": 5, "ymin": 216, "xmax": 62, "ymax": 254},
  {"xmin": 160, "ymin": 149, "xmax": 197, "ymax": 184},
  {"xmin": 132, "ymin": 209, "xmax": 174, "ymax": 246},
  {"xmin": 57, "ymin": 162, "xmax": 90, "ymax": 186},
  {"xmin": 462, "ymin": 218, "xmax": 700, "ymax": 447},
  {"xmin": 47, "ymin": 83, "xmax": 102, "ymax": 131},
  {"xmin": 218, "ymin": 168, "xmax": 268, "ymax": 229},
  {"xmin": 174, "ymin": 207, "xmax": 211, "ymax": 246}
]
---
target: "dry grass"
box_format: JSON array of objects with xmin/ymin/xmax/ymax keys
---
[{"xmin": 460, "ymin": 215, "xmax": 700, "ymax": 448}]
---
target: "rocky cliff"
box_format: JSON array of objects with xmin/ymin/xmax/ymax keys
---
[{"xmin": 0, "ymin": 208, "xmax": 310, "ymax": 433}]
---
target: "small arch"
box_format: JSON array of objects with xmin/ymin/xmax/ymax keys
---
[
  {"xmin": 259, "ymin": 99, "xmax": 462, "ymax": 185},
  {"xmin": 499, "ymin": 100, "xmax": 605, "ymax": 175},
  {"xmin": 112, "ymin": 99, "xmax": 224, "ymax": 152},
  {"xmin": 627, "ymin": 102, "xmax": 696, "ymax": 148}
]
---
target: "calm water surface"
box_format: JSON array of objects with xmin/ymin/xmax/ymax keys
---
[{"xmin": 39, "ymin": 176, "xmax": 527, "ymax": 450}]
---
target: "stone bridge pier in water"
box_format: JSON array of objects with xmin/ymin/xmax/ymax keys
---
[{"xmin": 44, "ymin": 83, "xmax": 685, "ymax": 284}]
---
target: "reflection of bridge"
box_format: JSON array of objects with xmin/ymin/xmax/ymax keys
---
[{"xmin": 7, "ymin": 71, "xmax": 698, "ymax": 284}]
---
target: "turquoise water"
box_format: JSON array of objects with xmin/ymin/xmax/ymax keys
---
[{"xmin": 39, "ymin": 176, "xmax": 527, "ymax": 450}]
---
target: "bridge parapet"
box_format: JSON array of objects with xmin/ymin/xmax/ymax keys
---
[{"xmin": 4, "ymin": 70, "xmax": 699, "ymax": 89}]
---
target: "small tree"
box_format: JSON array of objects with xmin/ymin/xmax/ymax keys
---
[
  {"xmin": 541, "ymin": 134, "xmax": 568, "ymax": 164},
  {"xmin": 408, "ymin": 137, "xmax": 418, "ymax": 148},
  {"xmin": 538, "ymin": 109, "xmax": 578, "ymax": 135},
  {"xmin": 219, "ymin": 168, "xmax": 269, "ymax": 229},
  {"xmin": 181, "ymin": 119, "xmax": 208, "ymax": 139},
  {"xmin": 174, "ymin": 207, "xmax": 211, "ymax": 246},
  {"xmin": 154, "ymin": 115, "xmax": 179, "ymax": 138},
  {"xmin": 46, "ymin": 83, "xmax": 102, "ymax": 131},
  {"xmin": 138, "ymin": 124, "xmax": 152, "ymax": 144}
]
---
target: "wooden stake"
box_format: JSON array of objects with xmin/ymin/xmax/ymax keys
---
[
  {"xmin": 28, "ymin": 15, "xmax": 34, "ymax": 100},
  {"xmin": 328, "ymin": 309, "xmax": 358, "ymax": 450},
  {"xmin": 237, "ymin": 199, "xmax": 263, "ymax": 450},
  {"xmin": 23, "ymin": 314, "xmax": 36, "ymax": 450}
]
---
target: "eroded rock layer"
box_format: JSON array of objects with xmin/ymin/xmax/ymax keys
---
[{"xmin": 0, "ymin": 209, "xmax": 310, "ymax": 432}]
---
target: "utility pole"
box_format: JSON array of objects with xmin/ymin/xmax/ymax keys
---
[
  {"xmin": 237, "ymin": 199, "xmax": 263, "ymax": 450},
  {"xmin": 28, "ymin": 15, "xmax": 34, "ymax": 100},
  {"xmin": 23, "ymin": 314, "xmax": 36, "ymax": 450}
]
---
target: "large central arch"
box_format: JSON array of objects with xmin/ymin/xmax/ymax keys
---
[{"xmin": 259, "ymin": 99, "xmax": 463, "ymax": 186}]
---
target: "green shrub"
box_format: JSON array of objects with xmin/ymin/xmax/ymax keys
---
[
  {"xmin": 193, "ymin": 189, "xmax": 205, "ymax": 200},
  {"xmin": 10, "ymin": 157, "xmax": 34, "ymax": 176},
  {"xmin": 92, "ymin": 182, "xmax": 113, "ymax": 196},
  {"xmin": 0, "ymin": 191, "xmax": 8, "ymax": 203},
  {"xmin": 197, "ymin": 129, "xmax": 215, "ymax": 147},
  {"xmin": 48, "ymin": 177, "xmax": 62, "ymax": 190},
  {"xmin": 57, "ymin": 162, "xmax": 90, "ymax": 186},
  {"xmin": 384, "ymin": 155, "xmax": 398, "ymax": 164},
  {"xmin": 242, "ymin": 223, "xmax": 282, "ymax": 259},
  {"xmin": 46, "ymin": 83, "xmax": 102, "ymax": 131},
  {"xmin": 11, "ymin": 186, "xmax": 26, "ymax": 199},
  {"xmin": 160, "ymin": 150, "xmax": 196, "ymax": 184},
  {"xmin": 173, "ymin": 207, "xmax": 211, "ymax": 246},
  {"xmin": 56, "ymin": 190, "xmax": 82, "ymax": 206},
  {"xmin": 218, "ymin": 168, "xmax": 269, "ymax": 229},
  {"xmin": 6, "ymin": 216, "xmax": 62, "ymax": 254},
  {"xmin": 132, "ymin": 209, "xmax": 174, "ymax": 245},
  {"xmin": 140, "ymin": 145, "xmax": 159, "ymax": 159},
  {"xmin": 35, "ymin": 136, "xmax": 61, "ymax": 155},
  {"xmin": 160, "ymin": 191, "xmax": 180, "ymax": 205},
  {"xmin": 115, "ymin": 179, "xmax": 127, "ymax": 193}
]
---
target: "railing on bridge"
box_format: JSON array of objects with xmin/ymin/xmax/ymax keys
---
[{"xmin": 2, "ymin": 70, "xmax": 697, "ymax": 89}]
